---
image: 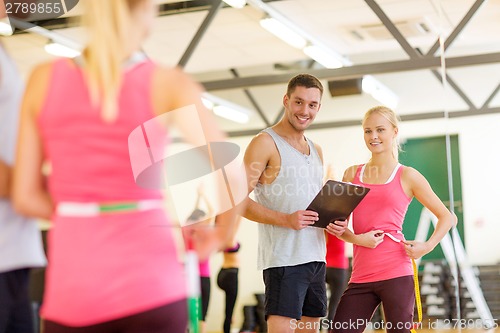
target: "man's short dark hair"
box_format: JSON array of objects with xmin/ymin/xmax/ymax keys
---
[{"xmin": 286, "ymin": 74, "xmax": 324, "ymax": 98}]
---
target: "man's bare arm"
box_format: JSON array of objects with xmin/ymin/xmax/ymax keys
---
[{"xmin": 0, "ymin": 159, "xmax": 11, "ymax": 198}]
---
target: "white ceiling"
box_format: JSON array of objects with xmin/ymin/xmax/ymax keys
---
[{"xmin": 2, "ymin": 0, "xmax": 500, "ymax": 134}]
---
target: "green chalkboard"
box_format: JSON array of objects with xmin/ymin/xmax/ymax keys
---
[{"xmin": 399, "ymin": 135, "xmax": 464, "ymax": 260}]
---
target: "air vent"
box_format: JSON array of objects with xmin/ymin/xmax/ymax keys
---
[{"xmin": 346, "ymin": 17, "xmax": 437, "ymax": 41}]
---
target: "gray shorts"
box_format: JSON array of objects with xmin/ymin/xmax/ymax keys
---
[{"xmin": 263, "ymin": 261, "xmax": 327, "ymax": 320}]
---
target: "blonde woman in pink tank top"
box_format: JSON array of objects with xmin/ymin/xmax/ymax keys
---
[
  {"xmin": 12, "ymin": 1, "xmax": 244, "ymax": 332},
  {"xmin": 325, "ymin": 106, "xmax": 456, "ymax": 333}
]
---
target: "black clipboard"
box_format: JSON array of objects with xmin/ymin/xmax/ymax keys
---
[{"xmin": 306, "ymin": 180, "xmax": 370, "ymax": 228}]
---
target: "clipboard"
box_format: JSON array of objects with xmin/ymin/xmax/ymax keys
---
[{"xmin": 306, "ymin": 180, "xmax": 370, "ymax": 228}]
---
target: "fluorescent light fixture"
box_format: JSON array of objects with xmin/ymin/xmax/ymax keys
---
[
  {"xmin": 259, "ymin": 17, "xmax": 307, "ymax": 49},
  {"xmin": 0, "ymin": 18, "xmax": 13, "ymax": 36},
  {"xmin": 222, "ymin": 0, "xmax": 247, "ymax": 8},
  {"xmin": 44, "ymin": 41, "xmax": 81, "ymax": 58},
  {"xmin": 303, "ymin": 45, "xmax": 343, "ymax": 69},
  {"xmin": 213, "ymin": 105, "xmax": 250, "ymax": 124},
  {"xmin": 201, "ymin": 97, "xmax": 214, "ymax": 110},
  {"xmin": 248, "ymin": 0, "xmax": 351, "ymax": 66},
  {"xmin": 362, "ymin": 75, "xmax": 399, "ymax": 109},
  {"xmin": 202, "ymin": 93, "xmax": 251, "ymax": 124}
]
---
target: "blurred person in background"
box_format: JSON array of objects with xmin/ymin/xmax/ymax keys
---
[
  {"xmin": 217, "ymin": 217, "xmax": 242, "ymax": 333},
  {"xmin": 185, "ymin": 185, "xmax": 214, "ymax": 333},
  {"xmin": 0, "ymin": 2, "xmax": 47, "ymax": 333},
  {"xmin": 323, "ymin": 165, "xmax": 348, "ymax": 329},
  {"xmin": 12, "ymin": 0, "xmax": 244, "ymax": 332}
]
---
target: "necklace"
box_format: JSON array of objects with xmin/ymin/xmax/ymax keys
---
[{"xmin": 304, "ymin": 153, "xmax": 311, "ymax": 165}]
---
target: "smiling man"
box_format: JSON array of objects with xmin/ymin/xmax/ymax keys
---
[{"xmin": 243, "ymin": 74, "xmax": 347, "ymax": 333}]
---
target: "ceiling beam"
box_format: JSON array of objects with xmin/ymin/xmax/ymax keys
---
[
  {"xmin": 430, "ymin": 70, "xmax": 477, "ymax": 111},
  {"xmin": 481, "ymin": 83, "xmax": 500, "ymax": 109},
  {"xmin": 448, "ymin": 106, "xmax": 500, "ymax": 118},
  {"xmin": 367, "ymin": 0, "xmax": 481, "ymax": 113},
  {"xmin": 224, "ymin": 106, "xmax": 500, "ymax": 138},
  {"xmin": 230, "ymin": 68, "xmax": 271, "ymax": 127},
  {"xmin": 177, "ymin": 0, "xmax": 223, "ymax": 67},
  {"xmin": 364, "ymin": 0, "xmax": 420, "ymax": 59},
  {"xmin": 201, "ymin": 52, "xmax": 500, "ymax": 91},
  {"xmin": 415, "ymin": 1, "xmax": 482, "ymax": 112},
  {"xmin": 364, "ymin": 1, "xmax": 482, "ymax": 113},
  {"xmin": 426, "ymin": 0, "xmax": 487, "ymax": 56}
]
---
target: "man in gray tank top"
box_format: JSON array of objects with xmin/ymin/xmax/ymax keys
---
[{"xmin": 243, "ymin": 74, "xmax": 347, "ymax": 332}]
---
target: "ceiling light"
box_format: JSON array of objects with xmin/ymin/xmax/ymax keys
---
[
  {"xmin": 362, "ymin": 75, "xmax": 399, "ymax": 109},
  {"xmin": 259, "ymin": 17, "xmax": 307, "ymax": 49},
  {"xmin": 0, "ymin": 18, "xmax": 13, "ymax": 36},
  {"xmin": 222, "ymin": 0, "xmax": 247, "ymax": 8},
  {"xmin": 213, "ymin": 105, "xmax": 250, "ymax": 124},
  {"xmin": 303, "ymin": 45, "xmax": 344, "ymax": 69},
  {"xmin": 248, "ymin": 0, "xmax": 351, "ymax": 66},
  {"xmin": 201, "ymin": 97, "xmax": 214, "ymax": 110},
  {"xmin": 202, "ymin": 93, "xmax": 251, "ymax": 124},
  {"xmin": 44, "ymin": 41, "xmax": 81, "ymax": 58}
]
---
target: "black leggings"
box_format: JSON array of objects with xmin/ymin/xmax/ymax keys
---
[
  {"xmin": 44, "ymin": 299, "xmax": 188, "ymax": 333},
  {"xmin": 217, "ymin": 268, "xmax": 238, "ymax": 333},
  {"xmin": 325, "ymin": 267, "xmax": 348, "ymax": 321},
  {"xmin": 332, "ymin": 275, "xmax": 415, "ymax": 333},
  {"xmin": 200, "ymin": 276, "xmax": 211, "ymax": 321}
]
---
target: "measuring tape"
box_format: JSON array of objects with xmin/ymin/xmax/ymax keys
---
[
  {"xmin": 383, "ymin": 232, "xmax": 422, "ymax": 332},
  {"xmin": 411, "ymin": 258, "xmax": 422, "ymax": 333}
]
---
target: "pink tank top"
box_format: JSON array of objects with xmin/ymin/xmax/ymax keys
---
[
  {"xmin": 350, "ymin": 164, "xmax": 413, "ymax": 283},
  {"xmin": 38, "ymin": 59, "xmax": 187, "ymax": 326},
  {"xmin": 38, "ymin": 59, "xmax": 166, "ymax": 203},
  {"xmin": 198, "ymin": 259, "xmax": 210, "ymax": 278}
]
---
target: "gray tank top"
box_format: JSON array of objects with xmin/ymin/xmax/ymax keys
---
[
  {"xmin": 254, "ymin": 128, "xmax": 326, "ymax": 270},
  {"xmin": 0, "ymin": 45, "xmax": 47, "ymax": 272},
  {"xmin": 0, "ymin": 45, "xmax": 24, "ymax": 165}
]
